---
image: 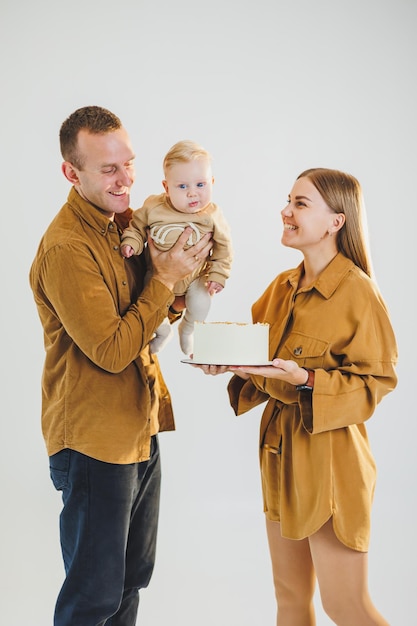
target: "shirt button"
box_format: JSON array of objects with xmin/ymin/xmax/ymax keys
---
[
  {"xmin": 113, "ymin": 245, "xmax": 119, "ymax": 250},
  {"xmin": 122, "ymin": 280, "xmax": 127, "ymax": 286}
]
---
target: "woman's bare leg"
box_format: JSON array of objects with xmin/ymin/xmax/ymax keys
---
[
  {"xmin": 265, "ymin": 518, "xmax": 316, "ymax": 626},
  {"xmin": 309, "ymin": 518, "xmax": 389, "ymax": 625}
]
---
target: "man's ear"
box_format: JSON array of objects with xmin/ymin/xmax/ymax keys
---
[{"xmin": 62, "ymin": 161, "xmax": 80, "ymax": 184}]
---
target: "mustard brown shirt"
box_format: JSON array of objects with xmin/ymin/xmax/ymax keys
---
[
  {"xmin": 30, "ymin": 187, "xmax": 176, "ymax": 464},
  {"xmin": 228, "ymin": 253, "xmax": 398, "ymax": 551}
]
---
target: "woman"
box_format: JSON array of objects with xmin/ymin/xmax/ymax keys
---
[{"xmin": 198, "ymin": 168, "xmax": 398, "ymax": 625}]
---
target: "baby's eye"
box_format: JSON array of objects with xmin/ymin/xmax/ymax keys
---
[
  {"xmin": 197, "ymin": 182, "xmax": 206, "ymax": 188},
  {"xmin": 178, "ymin": 184, "xmax": 187, "ymax": 189}
]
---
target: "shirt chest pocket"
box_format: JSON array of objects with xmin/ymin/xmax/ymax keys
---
[{"xmin": 280, "ymin": 332, "xmax": 329, "ymax": 369}]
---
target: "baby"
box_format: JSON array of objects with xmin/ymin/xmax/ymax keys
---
[{"xmin": 121, "ymin": 140, "xmax": 233, "ymax": 356}]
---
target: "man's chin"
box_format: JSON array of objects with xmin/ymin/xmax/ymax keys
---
[{"xmin": 110, "ymin": 197, "xmax": 130, "ymax": 214}]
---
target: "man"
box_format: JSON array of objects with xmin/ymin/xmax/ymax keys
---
[{"xmin": 29, "ymin": 106, "xmax": 212, "ymax": 625}]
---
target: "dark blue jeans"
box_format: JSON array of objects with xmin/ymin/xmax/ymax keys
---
[{"xmin": 49, "ymin": 436, "xmax": 161, "ymax": 626}]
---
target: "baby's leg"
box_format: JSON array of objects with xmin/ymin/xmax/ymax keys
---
[
  {"xmin": 150, "ymin": 317, "xmax": 174, "ymax": 354},
  {"xmin": 178, "ymin": 277, "xmax": 211, "ymax": 356}
]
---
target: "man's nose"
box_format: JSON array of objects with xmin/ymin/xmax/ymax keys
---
[{"xmin": 118, "ymin": 167, "xmax": 134, "ymax": 186}]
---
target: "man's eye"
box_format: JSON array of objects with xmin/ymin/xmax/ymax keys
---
[{"xmin": 103, "ymin": 168, "xmax": 115, "ymax": 174}]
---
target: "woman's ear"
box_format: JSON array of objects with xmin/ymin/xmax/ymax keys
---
[
  {"xmin": 332, "ymin": 212, "xmax": 346, "ymax": 233},
  {"xmin": 62, "ymin": 161, "xmax": 80, "ymax": 184}
]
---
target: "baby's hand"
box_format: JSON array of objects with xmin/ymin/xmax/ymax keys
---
[
  {"xmin": 206, "ymin": 281, "xmax": 223, "ymax": 296},
  {"xmin": 121, "ymin": 244, "xmax": 135, "ymax": 258}
]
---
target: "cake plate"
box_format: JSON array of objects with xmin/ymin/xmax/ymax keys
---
[{"xmin": 181, "ymin": 359, "xmax": 274, "ymax": 366}]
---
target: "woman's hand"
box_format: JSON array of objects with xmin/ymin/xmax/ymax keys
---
[
  {"xmin": 230, "ymin": 358, "xmax": 308, "ymax": 386},
  {"xmin": 191, "ymin": 358, "xmax": 309, "ymax": 385},
  {"xmin": 190, "ymin": 363, "xmax": 235, "ymax": 376}
]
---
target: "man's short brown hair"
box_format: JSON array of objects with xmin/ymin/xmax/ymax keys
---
[{"xmin": 59, "ymin": 106, "xmax": 122, "ymax": 169}]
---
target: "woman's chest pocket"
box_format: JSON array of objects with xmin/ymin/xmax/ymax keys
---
[{"xmin": 279, "ymin": 332, "xmax": 329, "ymax": 369}]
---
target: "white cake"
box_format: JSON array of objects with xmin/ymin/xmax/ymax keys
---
[{"xmin": 192, "ymin": 322, "xmax": 270, "ymax": 365}]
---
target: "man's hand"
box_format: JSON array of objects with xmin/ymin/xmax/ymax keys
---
[{"xmin": 148, "ymin": 227, "xmax": 213, "ymax": 291}]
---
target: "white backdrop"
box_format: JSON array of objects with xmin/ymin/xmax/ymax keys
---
[{"xmin": 1, "ymin": 0, "xmax": 415, "ymax": 624}]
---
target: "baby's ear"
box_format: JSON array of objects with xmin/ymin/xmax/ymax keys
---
[{"xmin": 162, "ymin": 179, "xmax": 169, "ymax": 193}]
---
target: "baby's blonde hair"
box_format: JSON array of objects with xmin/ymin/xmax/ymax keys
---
[{"xmin": 163, "ymin": 140, "xmax": 211, "ymax": 175}]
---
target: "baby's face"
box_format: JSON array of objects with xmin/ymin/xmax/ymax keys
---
[{"xmin": 163, "ymin": 158, "xmax": 214, "ymax": 214}]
